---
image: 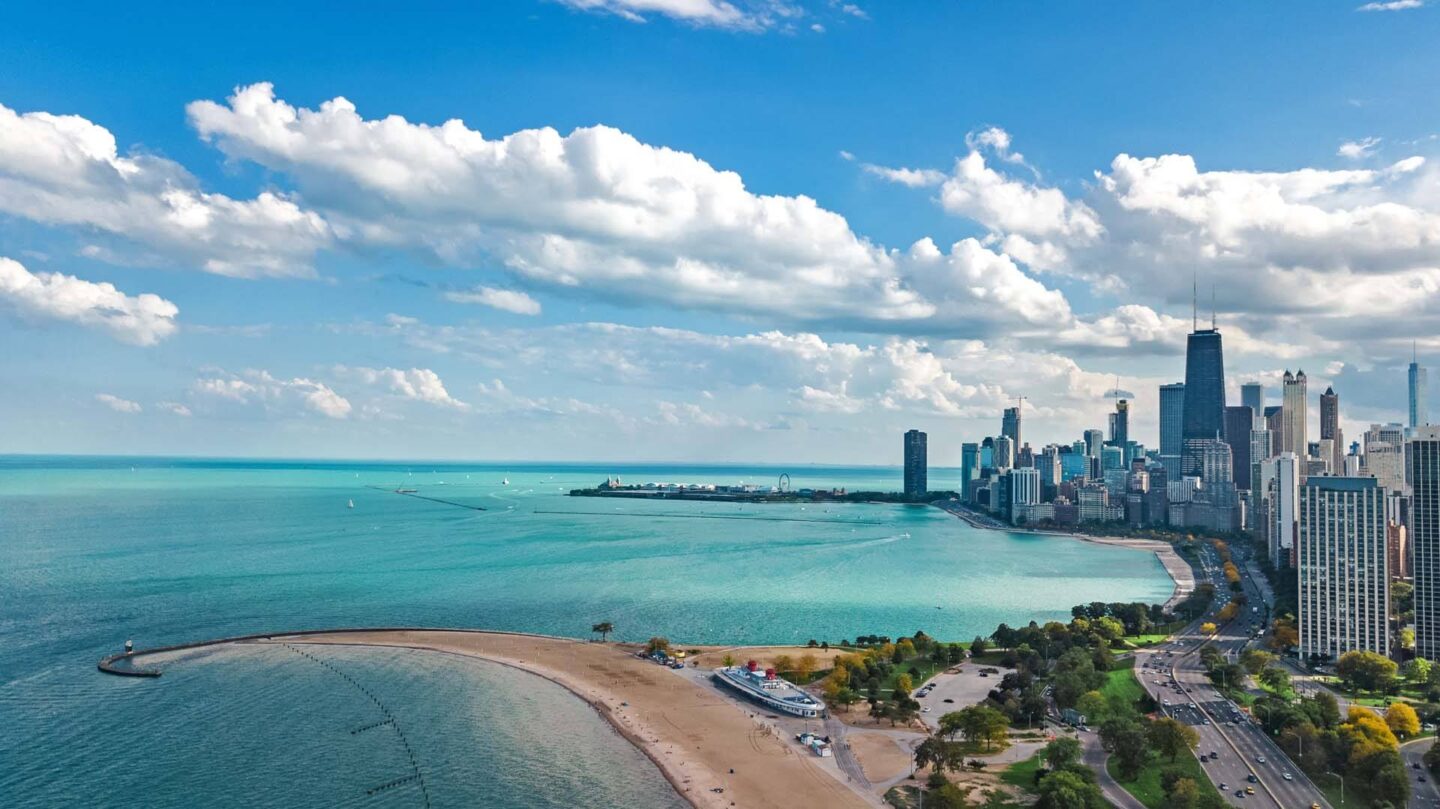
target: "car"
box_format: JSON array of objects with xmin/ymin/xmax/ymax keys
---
[
  {"xmin": 1199, "ymin": 754, "xmax": 1208, "ymax": 762},
  {"xmin": 1219, "ymin": 783, "xmax": 1228, "ymax": 790},
  {"xmin": 921, "ymin": 706, "xmax": 931, "ymax": 713},
  {"xmin": 1247, "ymin": 774, "xmax": 1258, "ymax": 783},
  {"xmin": 1255, "ymin": 756, "xmax": 1266, "ymax": 764},
  {"xmin": 1189, "ymin": 703, "xmax": 1198, "ymax": 709},
  {"xmin": 943, "ymin": 698, "xmax": 954, "ymax": 703},
  {"xmin": 1416, "ymin": 762, "xmax": 1423, "ymax": 770},
  {"xmin": 1210, "ymin": 751, "xmax": 1218, "ymax": 757},
  {"xmin": 1245, "ymin": 786, "xmax": 1255, "ymax": 795},
  {"xmin": 1235, "ymin": 789, "xmax": 1246, "ymax": 797},
  {"xmin": 1282, "ymin": 773, "xmax": 1293, "ymax": 781},
  {"xmin": 1422, "ymin": 775, "xmax": 1429, "ymax": 783}
]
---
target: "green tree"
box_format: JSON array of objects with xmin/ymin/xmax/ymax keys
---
[
  {"xmin": 1167, "ymin": 777, "xmax": 1201, "ymax": 809},
  {"xmin": 1314, "ymin": 690, "xmax": 1341, "ymax": 728},
  {"xmin": 1336, "ymin": 650, "xmax": 1399, "ymax": 693},
  {"xmin": 1043, "ymin": 736, "xmax": 1082, "ymax": 771},
  {"xmin": 591, "ymin": 621, "xmax": 614, "ymax": 641},
  {"xmin": 970, "ymin": 636, "xmax": 989, "ymax": 658},
  {"xmin": 1075, "ymin": 690, "xmax": 1108, "ymax": 724},
  {"xmin": 1034, "ymin": 769, "xmax": 1107, "ymax": 809},
  {"xmin": 1147, "ymin": 717, "xmax": 1199, "ymax": 762},
  {"xmin": 1403, "ymin": 657, "xmax": 1433, "ymax": 684},
  {"xmin": 1258, "ymin": 665, "xmax": 1291, "ymax": 694},
  {"xmin": 1099, "ymin": 718, "xmax": 1148, "ymax": 780},
  {"xmin": 645, "ymin": 636, "xmax": 669, "ymax": 654},
  {"xmin": 1240, "ymin": 649, "xmax": 1275, "ymax": 675}
]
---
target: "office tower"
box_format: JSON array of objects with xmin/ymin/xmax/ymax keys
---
[
  {"xmin": 1280, "ymin": 370, "xmax": 1308, "ymax": 460},
  {"xmin": 1364, "ymin": 424, "xmax": 1406, "ymax": 493},
  {"xmin": 1011, "ymin": 467, "xmax": 1040, "ymax": 509},
  {"xmin": 1411, "ymin": 349, "xmax": 1429, "ymax": 429},
  {"xmin": 1200, "ymin": 440, "xmax": 1233, "ymax": 485},
  {"xmin": 980, "ymin": 436, "xmax": 994, "ymax": 469},
  {"xmin": 1264, "ymin": 406, "xmax": 1283, "ymax": 457},
  {"xmin": 1016, "ymin": 444, "xmax": 1034, "ymax": 469},
  {"xmin": 1224, "ymin": 405, "xmax": 1253, "ymax": 490},
  {"xmin": 1182, "ymin": 326, "xmax": 1226, "ymax": 476},
  {"xmin": 1241, "ymin": 382, "xmax": 1264, "ymax": 416},
  {"xmin": 1084, "ymin": 429, "xmax": 1104, "ymax": 458},
  {"xmin": 1002, "ymin": 406, "xmax": 1022, "ymax": 449},
  {"xmin": 1039, "ymin": 445, "xmax": 1061, "ymax": 489},
  {"xmin": 1159, "ymin": 382, "xmax": 1185, "ymax": 477},
  {"xmin": 994, "ymin": 435, "xmax": 1015, "ymax": 471},
  {"xmin": 1101, "ymin": 445, "xmax": 1123, "ymax": 472},
  {"xmin": 1320, "ymin": 386, "xmax": 1343, "ymax": 473},
  {"xmin": 1250, "ymin": 426, "xmax": 1271, "ymax": 503},
  {"xmin": 1061, "ymin": 445, "xmax": 1087, "ymax": 481},
  {"xmin": 1412, "ymin": 426, "xmax": 1440, "ymax": 659},
  {"xmin": 903, "ymin": 429, "xmax": 928, "ymax": 498},
  {"xmin": 1110, "ymin": 399, "xmax": 1130, "ymax": 447},
  {"xmin": 1389, "ymin": 522, "xmax": 1409, "ymax": 581},
  {"xmin": 1297, "ymin": 477, "xmax": 1391, "ymax": 660},
  {"xmin": 1270, "ymin": 453, "xmax": 1300, "ymax": 568},
  {"xmin": 961, "ymin": 442, "xmax": 980, "ymax": 501}
]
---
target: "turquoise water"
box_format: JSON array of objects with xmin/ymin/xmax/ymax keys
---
[{"xmin": 0, "ymin": 456, "xmax": 1173, "ymax": 806}]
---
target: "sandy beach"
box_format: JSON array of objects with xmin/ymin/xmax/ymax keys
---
[{"xmin": 279, "ymin": 630, "xmax": 875, "ymax": 809}]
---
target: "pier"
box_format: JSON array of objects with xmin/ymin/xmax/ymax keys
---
[{"xmin": 366, "ymin": 486, "xmax": 487, "ymax": 511}]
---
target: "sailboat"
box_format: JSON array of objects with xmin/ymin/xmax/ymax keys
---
[
  {"xmin": 502, "ymin": 477, "xmax": 510, "ymax": 485},
  {"xmin": 347, "ymin": 499, "xmax": 355, "ymax": 509}
]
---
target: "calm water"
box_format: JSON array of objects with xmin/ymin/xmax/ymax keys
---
[{"xmin": 0, "ymin": 456, "xmax": 1173, "ymax": 807}]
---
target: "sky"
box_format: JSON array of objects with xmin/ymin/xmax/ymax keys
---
[{"xmin": 1, "ymin": 0, "xmax": 1439, "ymax": 464}]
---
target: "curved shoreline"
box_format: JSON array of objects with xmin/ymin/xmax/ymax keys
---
[
  {"xmin": 105, "ymin": 628, "xmax": 875, "ymax": 809},
  {"xmin": 938, "ymin": 503, "xmax": 1195, "ymax": 610}
]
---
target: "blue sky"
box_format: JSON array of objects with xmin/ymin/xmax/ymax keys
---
[{"xmin": 1, "ymin": 1, "xmax": 1438, "ymax": 462}]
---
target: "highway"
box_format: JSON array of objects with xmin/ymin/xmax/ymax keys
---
[
  {"xmin": 1134, "ymin": 542, "xmax": 1331, "ymax": 809},
  {"xmin": 1403, "ymin": 738, "xmax": 1440, "ymax": 808}
]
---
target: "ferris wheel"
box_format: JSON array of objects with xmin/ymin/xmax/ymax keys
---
[{"xmin": 778, "ymin": 473, "xmax": 791, "ymax": 493}]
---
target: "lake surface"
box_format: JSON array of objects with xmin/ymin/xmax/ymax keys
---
[{"xmin": 0, "ymin": 456, "xmax": 1173, "ymax": 807}]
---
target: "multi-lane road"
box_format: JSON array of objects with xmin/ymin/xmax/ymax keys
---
[{"xmin": 1133, "ymin": 542, "xmax": 1330, "ymax": 809}]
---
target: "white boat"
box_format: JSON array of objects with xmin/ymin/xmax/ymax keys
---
[
  {"xmin": 347, "ymin": 499, "xmax": 355, "ymax": 509},
  {"xmin": 713, "ymin": 663, "xmax": 825, "ymax": 718},
  {"xmin": 502, "ymin": 478, "xmax": 510, "ymax": 485}
]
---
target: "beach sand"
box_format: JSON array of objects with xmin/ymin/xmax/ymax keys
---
[{"xmin": 285, "ymin": 630, "xmax": 875, "ymax": 809}]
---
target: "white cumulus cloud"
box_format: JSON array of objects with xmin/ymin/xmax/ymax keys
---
[
  {"xmin": 95, "ymin": 393, "xmax": 141, "ymax": 413},
  {"xmin": 0, "ymin": 257, "xmax": 178, "ymax": 345},
  {"xmin": 443, "ymin": 286, "xmax": 542, "ymax": 315}
]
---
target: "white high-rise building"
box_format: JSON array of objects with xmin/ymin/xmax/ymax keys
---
[
  {"xmin": 1364, "ymin": 424, "xmax": 1406, "ymax": 494},
  {"xmin": 1298, "ymin": 477, "xmax": 1391, "ymax": 661},
  {"xmin": 1270, "ymin": 453, "xmax": 1300, "ymax": 568},
  {"xmin": 994, "ymin": 435, "xmax": 1014, "ymax": 471},
  {"xmin": 1281, "ymin": 370, "xmax": 1308, "ymax": 458},
  {"xmin": 1010, "ymin": 467, "xmax": 1040, "ymax": 511}
]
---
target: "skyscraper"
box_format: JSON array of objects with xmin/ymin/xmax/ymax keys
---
[
  {"xmin": 1241, "ymin": 382, "xmax": 1264, "ymax": 417},
  {"xmin": 1320, "ymin": 386, "xmax": 1343, "ymax": 473},
  {"xmin": 961, "ymin": 442, "xmax": 980, "ymax": 501},
  {"xmin": 1281, "ymin": 370, "xmax": 1308, "ymax": 459},
  {"xmin": 1410, "ymin": 427, "xmax": 1440, "ymax": 660},
  {"xmin": 903, "ymin": 429, "xmax": 928, "ymax": 499},
  {"xmin": 1110, "ymin": 399, "xmax": 1130, "ymax": 447},
  {"xmin": 1159, "ymin": 382, "xmax": 1185, "ymax": 452},
  {"xmin": 1411, "ymin": 350, "xmax": 1429, "ymax": 429},
  {"xmin": 1224, "ymin": 405, "xmax": 1253, "ymax": 490},
  {"xmin": 1270, "ymin": 453, "xmax": 1300, "ymax": 568},
  {"xmin": 1084, "ymin": 429, "xmax": 1104, "ymax": 458},
  {"xmin": 1182, "ymin": 327, "xmax": 1225, "ymax": 477},
  {"xmin": 994, "ymin": 435, "xmax": 1014, "ymax": 471},
  {"xmin": 1297, "ymin": 476, "xmax": 1391, "ymax": 660},
  {"xmin": 1002, "ymin": 406, "xmax": 1022, "ymax": 450}
]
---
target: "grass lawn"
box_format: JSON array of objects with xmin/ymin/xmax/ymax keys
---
[
  {"xmin": 1101, "ymin": 658, "xmax": 1145, "ymax": 706},
  {"xmin": 1001, "ymin": 753, "xmax": 1044, "ymax": 793},
  {"xmin": 1109, "ymin": 750, "xmax": 1223, "ymax": 809},
  {"xmin": 882, "ymin": 655, "xmax": 950, "ymax": 692},
  {"xmin": 1124, "ymin": 633, "xmax": 1171, "ymax": 648}
]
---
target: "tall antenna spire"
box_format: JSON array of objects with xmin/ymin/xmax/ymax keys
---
[
  {"xmin": 1192, "ymin": 274, "xmax": 1197, "ymax": 331},
  {"xmin": 1211, "ymin": 284, "xmax": 1216, "ymax": 330}
]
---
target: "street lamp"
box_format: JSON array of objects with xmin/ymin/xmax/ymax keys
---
[{"xmin": 1326, "ymin": 770, "xmax": 1344, "ymax": 804}]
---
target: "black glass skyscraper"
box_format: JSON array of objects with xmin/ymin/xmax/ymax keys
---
[
  {"xmin": 1182, "ymin": 328, "xmax": 1226, "ymax": 477},
  {"xmin": 903, "ymin": 429, "xmax": 928, "ymax": 499}
]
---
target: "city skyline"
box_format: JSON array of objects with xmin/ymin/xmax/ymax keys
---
[{"xmin": 2, "ymin": 3, "xmax": 1440, "ymax": 462}]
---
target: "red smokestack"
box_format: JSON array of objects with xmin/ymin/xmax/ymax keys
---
[
  {"xmin": 765, "ymin": 667, "xmax": 776, "ymax": 679},
  {"xmin": 746, "ymin": 660, "xmax": 758, "ymax": 672}
]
